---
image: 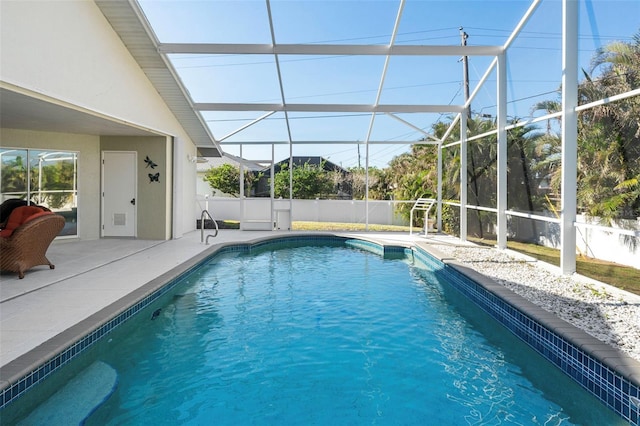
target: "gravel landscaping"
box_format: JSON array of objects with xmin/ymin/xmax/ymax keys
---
[{"xmin": 427, "ymin": 242, "xmax": 640, "ymax": 362}]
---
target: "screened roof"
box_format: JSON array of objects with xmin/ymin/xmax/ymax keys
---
[{"xmin": 131, "ymin": 0, "xmax": 638, "ymax": 167}]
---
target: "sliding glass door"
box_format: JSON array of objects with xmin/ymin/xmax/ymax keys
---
[{"xmin": 0, "ymin": 148, "xmax": 78, "ymax": 236}]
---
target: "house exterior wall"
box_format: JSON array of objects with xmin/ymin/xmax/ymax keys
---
[
  {"xmin": 0, "ymin": 1, "xmax": 176, "ymax": 133},
  {"xmin": 0, "ymin": 0, "xmax": 201, "ymax": 239}
]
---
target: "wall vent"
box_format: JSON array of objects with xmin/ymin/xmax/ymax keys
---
[{"xmin": 113, "ymin": 213, "xmax": 126, "ymax": 226}]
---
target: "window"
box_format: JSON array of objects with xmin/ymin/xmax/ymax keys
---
[{"xmin": 0, "ymin": 148, "xmax": 78, "ymax": 236}]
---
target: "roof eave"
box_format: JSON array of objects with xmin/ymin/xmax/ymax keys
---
[{"xmin": 94, "ymin": 0, "xmax": 222, "ymax": 157}]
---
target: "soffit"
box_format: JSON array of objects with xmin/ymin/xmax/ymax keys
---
[{"xmin": 0, "ymin": 87, "xmax": 159, "ymax": 137}]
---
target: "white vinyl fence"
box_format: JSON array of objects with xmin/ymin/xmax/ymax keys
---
[
  {"xmin": 200, "ymin": 197, "xmax": 639, "ymax": 269},
  {"xmin": 199, "ymin": 197, "xmax": 409, "ymax": 227},
  {"xmin": 510, "ymin": 213, "xmax": 639, "ymax": 269}
]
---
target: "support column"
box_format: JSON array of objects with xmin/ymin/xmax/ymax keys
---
[
  {"xmin": 496, "ymin": 52, "xmax": 508, "ymax": 249},
  {"xmin": 560, "ymin": 0, "xmax": 578, "ymax": 274},
  {"xmin": 460, "ymin": 113, "xmax": 468, "ymax": 241},
  {"xmin": 288, "ymin": 142, "xmax": 293, "ymax": 200},
  {"xmin": 270, "ymin": 144, "xmax": 275, "ymax": 198},
  {"xmin": 365, "ymin": 142, "xmax": 370, "ymax": 231},
  {"xmin": 271, "ymin": 144, "xmax": 275, "ymax": 228},
  {"xmin": 239, "ymin": 145, "xmax": 245, "ymax": 230},
  {"xmin": 437, "ymin": 143, "xmax": 443, "ymax": 232}
]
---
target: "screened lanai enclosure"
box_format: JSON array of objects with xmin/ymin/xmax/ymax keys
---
[{"xmin": 134, "ymin": 0, "xmax": 640, "ymax": 274}]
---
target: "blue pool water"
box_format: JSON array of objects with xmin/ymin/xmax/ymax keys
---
[{"xmin": 69, "ymin": 245, "xmax": 622, "ymax": 424}]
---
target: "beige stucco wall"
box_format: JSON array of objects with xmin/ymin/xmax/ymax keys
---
[
  {"xmin": 0, "ymin": 0, "xmax": 202, "ymax": 239},
  {"xmin": 101, "ymin": 136, "xmax": 171, "ymax": 240},
  {"xmin": 0, "ymin": 128, "xmax": 101, "ymax": 240}
]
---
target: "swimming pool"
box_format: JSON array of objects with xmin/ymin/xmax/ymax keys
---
[
  {"xmin": 5, "ymin": 238, "xmax": 630, "ymax": 424},
  {"xmin": 3, "ymin": 236, "xmax": 638, "ymax": 422}
]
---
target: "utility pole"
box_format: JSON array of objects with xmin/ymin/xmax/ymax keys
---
[
  {"xmin": 460, "ymin": 27, "xmax": 471, "ymax": 119},
  {"xmin": 357, "ymin": 143, "xmax": 361, "ymax": 169},
  {"xmin": 460, "ymin": 27, "xmax": 483, "ymax": 237}
]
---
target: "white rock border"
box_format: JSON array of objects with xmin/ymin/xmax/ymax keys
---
[{"xmin": 426, "ymin": 242, "xmax": 640, "ymax": 362}]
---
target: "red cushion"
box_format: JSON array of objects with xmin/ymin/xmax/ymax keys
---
[
  {"xmin": 0, "ymin": 206, "xmax": 51, "ymax": 237},
  {"xmin": 23, "ymin": 210, "xmax": 53, "ymax": 224}
]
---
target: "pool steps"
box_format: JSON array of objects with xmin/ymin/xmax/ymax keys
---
[{"xmin": 17, "ymin": 361, "xmax": 117, "ymax": 425}]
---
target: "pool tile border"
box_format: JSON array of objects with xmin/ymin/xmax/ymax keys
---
[
  {"xmin": 1, "ymin": 234, "xmax": 639, "ymax": 424},
  {"xmin": 0, "ymin": 241, "xmax": 215, "ymax": 410},
  {"xmin": 413, "ymin": 243, "xmax": 640, "ymax": 425}
]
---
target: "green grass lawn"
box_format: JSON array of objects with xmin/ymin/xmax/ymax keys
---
[
  {"xmin": 469, "ymin": 238, "xmax": 640, "ymax": 296},
  {"xmin": 292, "ymin": 221, "xmax": 412, "ymax": 232}
]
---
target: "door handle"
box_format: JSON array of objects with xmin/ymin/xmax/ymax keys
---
[{"xmin": 130, "ymin": 198, "xmax": 136, "ymax": 205}]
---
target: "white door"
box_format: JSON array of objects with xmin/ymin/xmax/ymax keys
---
[{"xmin": 102, "ymin": 151, "xmax": 136, "ymax": 237}]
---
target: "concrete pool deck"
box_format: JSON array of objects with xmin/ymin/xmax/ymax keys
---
[{"xmin": 0, "ymin": 230, "xmax": 460, "ymax": 375}]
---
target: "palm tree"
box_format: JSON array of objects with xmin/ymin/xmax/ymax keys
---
[
  {"xmin": 531, "ymin": 99, "xmax": 561, "ymax": 135},
  {"xmin": 387, "ymin": 143, "xmax": 439, "ymax": 225},
  {"xmin": 578, "ymin": 30, "xmax": 640, "ymax": 220},
  {"xmin": 430, "ymin": 117, "xmax": 499, "ymax": 238},
  {"xmin": 530, "ymin": 30, "xmax": 640, "ymax": 221}
]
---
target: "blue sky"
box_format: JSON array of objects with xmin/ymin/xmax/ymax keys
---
[{"xmin": 138, "ymin": 0, "xmax": 639, "ymax": 168}]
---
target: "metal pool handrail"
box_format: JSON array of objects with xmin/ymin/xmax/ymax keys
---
[
  {"xmin": 410, "ymin": 198, "xmax": 435, "ymax": 235},
  {"xmin": 200, "ymin": 209, "xmax": 219, "ymax": 244}
]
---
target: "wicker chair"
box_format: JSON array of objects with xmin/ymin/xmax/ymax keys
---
[{"xmin": 0, "ymin": 214, "xmax": 65, "ymax": 279}]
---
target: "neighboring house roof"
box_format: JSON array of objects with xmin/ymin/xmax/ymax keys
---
[
  {"xmin": 94, "ymin": 0, "xmax": 222, "ymax": 157},
  {"xmin": 197, "ymin": 153, "xmax": 265, "ymax": 173}
]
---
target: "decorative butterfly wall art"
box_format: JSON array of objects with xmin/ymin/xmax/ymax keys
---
[
  {"xmin": 144, "ymin": 155, "xmax": 158, "ymax": 169},
  {"xmin": 148, "ymin": 172, "xmax": 160, "ymax": 183}
]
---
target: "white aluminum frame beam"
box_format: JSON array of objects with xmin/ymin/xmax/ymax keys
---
[
  {"xmin": 384, "ymin": 113, "xmax": 440, "ymax": 142},
  {"xmin": 503, "ymin": 0, "xmax": 542, "ymax": 50},
  {"xmin": 496, "ymin": 52, "xmax": 508, "ymax": 249},
  {"xmin": 459, "ymin": 111, "xmax": 468, "ymax": 241},
  {"xmin": 363, "ymin": 0, "xmax": 406, "ymax": 230},
  {"xmin": 218, "ymin": 111, "xmax": 276, "ymax": 142},
  {"xmin": 495, "ymin": 0, "xmax": 540, "ymax": 249},
  {"xmin": 265, "ymin": 0, "xmax": 295, "ymax": 211},
  {"xmin": 560, "ymin": 0, "xmax": 578, "ymax": 274},
  {"xmin": 218, "ymin": 140, "xmax": 439, "ymax": 145},
  {"xmin": 195, "ymin": 103, "xmax": 465, "ymax": 113},
  {"xmin": 438, "ymin": 0, "xmax": 541, "ymax": 246},
  {"xmin": 159, "ymin": 43, "xmax": 503, "ymax": 56},
  {"xmin": 437, "ymin": 144, "xmax": 443, "ymax": 231}
]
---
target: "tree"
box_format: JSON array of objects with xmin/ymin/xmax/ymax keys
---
[
  {"xmin": 273, "ymin": 161, "xmax": 333, "ymax": 199},
  {"xmin": 428, "ymin": 117, "xmax": 499, "ymax": 237},
  {"xmin": 37, "ymin": 159, "xmax": 75, "ymax": 208},
  {"xmin": 387, "ymin": 143, "xmax": 439, "ymax": 226},
  {"xmin": 203, "ymin": 164, "xmax": 259, "ymax": 197},
  {"xmin": 347, "ymin": 167, "xmax": 367, "ymax": 199},
  {"xmin": 347, "ymin": 167, "xmax": 391, "ymax": 200},
  {"xmin": 0, "ymin": 153, "xmax": 27, "ymax": 194},
  {"xmin": 368, "ymin": 167, "xmax": 392, "ymax": 200},
  {"xmin": 204, "ymin": 164, "xmax": 239, "ymax": 197},
  {"xmin": 576, "ymin": 31, "xmax": 640, "ymax": 220}
]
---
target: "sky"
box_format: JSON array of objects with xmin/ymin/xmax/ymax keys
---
[{"xmin": 138, "ymin": 0, "xmax": 639, "ymax": 169}]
